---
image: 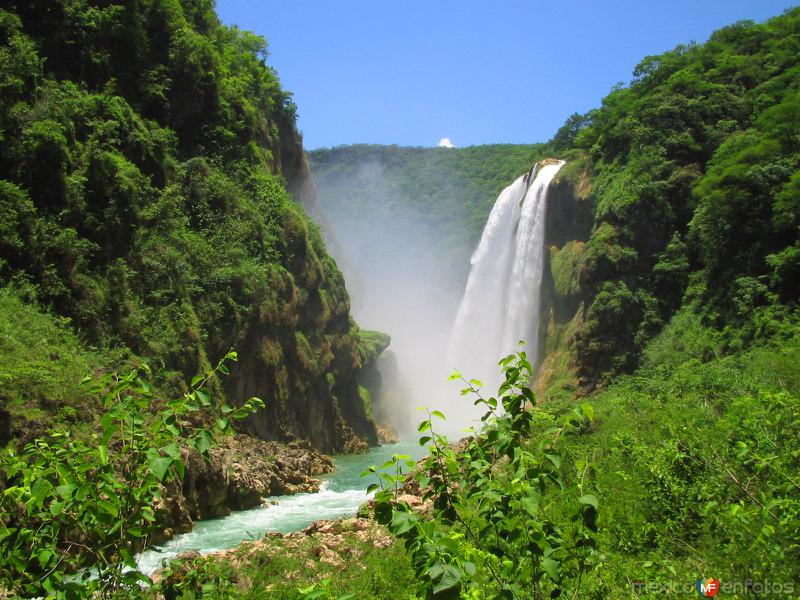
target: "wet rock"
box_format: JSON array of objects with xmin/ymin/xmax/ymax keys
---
[
  {"xmin": 341, "ymin": 430, "xmax": 369, "ymax": 454},
  {"xmin": 376, "ymin": 426, "xmax": 399, "ymax": 445},
  {"xmin": 158, "ymin": 433, "xmax": 335, "ymax": 538}
]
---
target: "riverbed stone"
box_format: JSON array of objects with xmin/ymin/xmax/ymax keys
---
[{"xmin": 158, "ymin": 433, "xmax": 335, "ymax": 538}]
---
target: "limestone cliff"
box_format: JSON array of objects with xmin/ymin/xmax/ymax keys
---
[
  {"xmin": 156, "ymin": 434, "xmax": 335, "ymax": 543},
  {"xmin": 0, "ymin": 1, "xmax": 384, "ymax": 456},
  {"xmin": 536, "ymin": 157, "xmax": 595, "ymax": 400}
]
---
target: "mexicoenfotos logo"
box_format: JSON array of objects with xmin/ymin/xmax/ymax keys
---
[{"xmin": 697, "ymin": 578, "xmax": 720, "ymax": 597}]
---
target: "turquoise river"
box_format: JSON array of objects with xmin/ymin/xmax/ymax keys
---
[{"xmin": 137, "ymin": 441, "xmax": 425, "ymax": 575}]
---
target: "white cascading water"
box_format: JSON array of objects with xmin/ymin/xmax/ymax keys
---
[{"xmin": 446, "ymin": 160, "xmax": 564, "ymax": 422}]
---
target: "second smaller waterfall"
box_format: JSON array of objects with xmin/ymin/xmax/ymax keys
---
[{"xmin": 446, "ymin": 160, "xmax": 565, "ymax": 414}]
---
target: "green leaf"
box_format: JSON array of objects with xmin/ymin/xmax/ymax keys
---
[
  {"xmin": 55, "ymin": 484, "xmax": 77, "ymax": 499},
  {"xmin": 191, "ymin": 373, "xmax": 204, "ymax": 387},
  {"xmin": 246, "ymin": 396, "xmax": 265, "ymax": 410},
  {"xmin": 544, "ymin": 453, "xmax": 561, "ymax": 469},
  {"xmin": 429, "ymin": 562, "xmax": 462, "ymax": 594},
  {"xmin": 195, "ymin": 429, "xmax": 213, "ymax": 454},
  {"xmin": 390, "ymin": 510, "xmax": 417, "ymax": 535},
  {"xmin": 29, "ymin": 478, "xmax": 49, "ymax": 508},
  {"xmin": 0, "ymin": 528, "xmax": 15, "ymax": 543},
  {"xmin": 98, "ymin": 444, "xmax": 109, "ymax": 465},
  {"xmin": 521, "ymin": 387, "xmax": 535, "ymax": 404},
  {"xmin": 431, "ymin": 410, "xmax": 446, "ymax": 421},
  {"xmin": 521, "ymin": 492, "xmax": 541, "ymax": 517},
  {"xmin": 98, "ymin": 499, "xmax": 119, "ymax": 518},
  {"xmin": 161, "ymin": 443, "xmax": 181, "ymax": 461},
  {"xmin": 578, "ymin": 494, "xmax": 599, "ymax": 509},
  {"xmin": 148, "ymin": 454, "xmax": 172, "ymax": 482},
  {"xmin": 37, "ymin": 549, "xmax": 53, "ymax": 569},
  {"xmin": 542, "ymin": 557, "xmax": 560, "ymax": 583},
  {"xmin": 196, "ymin": 389, "xmax": 211, "ymax": 406},
  {"xmin": 580, "ymin": 402, "xmax": 595, "ymax": 421}
]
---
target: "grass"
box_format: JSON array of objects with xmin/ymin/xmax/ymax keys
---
[
  {"xmin": 544, "ymin": 323, "xmax": 800, "ymax": 597},
  {"xmin": 0, "ymin": 287, "xmax": 112, "ymax": 443}
]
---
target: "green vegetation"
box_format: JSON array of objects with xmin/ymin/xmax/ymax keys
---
[
  {"xmin": 1, "ymin": 1, "xmax": 799, "ymax": 599},
  {"xmin": 153, "ymin": 522, "xmax": 418, "ymax": 600},
  {"xmin": 166, "ymin": 327, "xmax": 800, "ymax": 598},
  {"xmin": 371, "ymin": 328, "xmax": 799, "ymax": 598},
  {"xmin": 0, "ymin": 287, "xmax": 107, "ymax": 445},
  {"xmin": 370, "ymin": 349, "xmax": 599, "ymax": 599},
  {"xmin": 308, "ymin": 144, "xmax": 543, "ymax": 285},
  {"xmin": 0, "ymin": 1, "xmax": 377, "ymax": 451},
  {"xmin": 357, "ymin": 330, "xmax": 391, "ymax": 364},
  {"xmin": 541, "ymin": 8, "xmax": 800, "ymax": 384},
  {"xmin": 554, "ymin": 318, "xmax": 800, "ymax": 596},
  {"xmin": 0, "ymin": 352, "xmax": 263, "ymax": 598}
]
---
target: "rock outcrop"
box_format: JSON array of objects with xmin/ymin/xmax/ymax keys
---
[
  {"xmin": 155, "ymin": 434, "xmax": 335, "ymax": 542},
  {"xmin": 535, "ymin": 157, "xmax": 596, "ymax": 400},
  {"xmin": 376, "ymin": 426, "xmax": 399, "ymax": 445},
  {"xmin": 157, "ymin": 517, "xmax": 397, "ymax": 590}
]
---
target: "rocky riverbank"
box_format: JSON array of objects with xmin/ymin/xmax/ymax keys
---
[
  {"xmin": 155, "ymin": 517, "xmax": 414, "ymax": 598},
  {"xmin": 156, "ymin": 434, "xmax": 335, "ymax": 542}
]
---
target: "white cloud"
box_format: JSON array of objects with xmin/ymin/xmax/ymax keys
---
[{"xmin": 437, "ymin": 137, "xmax": 455, "ymax": 148}]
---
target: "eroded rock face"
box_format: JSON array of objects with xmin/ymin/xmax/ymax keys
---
[
  {"xmin": 536, "ymin": 159, "xmax": 597, "ymax": 399},
  {"xmin": 376, "ymin": 426, "xmax": 399, "ymax": 445},
  {"xmin": 157, "ymin": 434, "xmax": 335, "ymax": 540}
]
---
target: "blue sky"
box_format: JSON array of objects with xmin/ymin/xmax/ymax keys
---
[{"xmin": 216, "ymin": 1, "xmax": 796, "ymax": 150}]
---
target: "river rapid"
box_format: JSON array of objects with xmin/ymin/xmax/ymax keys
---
[{"xmin": 137, "ymin": 441, "xmax": 424, "ymax": 575}]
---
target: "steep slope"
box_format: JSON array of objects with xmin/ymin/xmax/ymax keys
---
[
  {"xmin": 308, "ymin": 143, "xmax": 544, "ymax": 428},
  {"xmin": 536, "ymin": 8, "xmax": 800, "ymax": 398},
  {"xmin": 0, "ymin": 1, "xmax": 377, "ymax": 451}
]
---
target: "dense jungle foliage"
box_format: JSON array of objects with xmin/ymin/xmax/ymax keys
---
[
  {"xmin": 542, "ymin": 7, "xmax": 800, "ymax": 383},
  {"xmin": 1, "ymin": 1, "xmax": 799, "ymax": 599},
  {"xmin": 144, "ymin": 331, "xmax": 800, "ymax": 599},
  {"xmin": 0, "ymin": 0, "xmax": 377, "ymax": 452}
]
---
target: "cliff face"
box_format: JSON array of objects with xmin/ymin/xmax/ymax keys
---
[
  {"xmin": 219, "ymin": 207, "xmax": 379, "ymax": 452},
  {"xmin": 0, "ymin": 1, "xmax": 381, "ymax": 453},
  {"xmin": 536, "ymin": 156, "xmax": 646, "ymax": 399},
  {"xmin": 536, "ymin": 9, "xmax": 800, "ymax": 394},
  {"xmin": 536, "ymin": 158, "xmax": 595, "ymax": 400}
]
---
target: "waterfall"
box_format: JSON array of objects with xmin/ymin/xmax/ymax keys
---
[{"xmin": 446, "ymin": 160, "xmax": 564, "ymax": 406}]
